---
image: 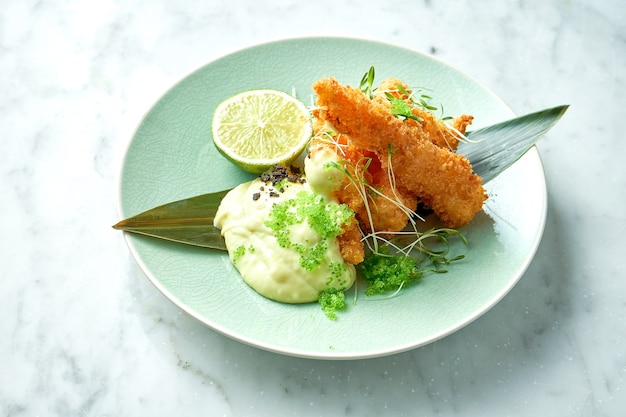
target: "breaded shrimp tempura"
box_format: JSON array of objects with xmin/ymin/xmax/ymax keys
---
[{"xmin": 312, "ymin": 77, "xmax": 486, "ymax": 229}]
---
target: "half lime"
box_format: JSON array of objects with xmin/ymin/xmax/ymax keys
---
[{"xmin": 212, "ymin": 89, "xmax": 312, "ymax": 174}]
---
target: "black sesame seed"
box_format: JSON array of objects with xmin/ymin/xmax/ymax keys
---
[{"xmin": 259, "ymin": 165, "xmax": 304, "ymax": 187}]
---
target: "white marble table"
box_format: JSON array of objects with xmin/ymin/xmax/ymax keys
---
[{"xmin": 2, "ymin": 1, "xmax": 625, "ymax": 416}]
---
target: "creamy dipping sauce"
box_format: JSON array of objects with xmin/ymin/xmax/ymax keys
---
[{"xmin": 214, "ymin": 162, "xmax": 354, "ymax": 304}]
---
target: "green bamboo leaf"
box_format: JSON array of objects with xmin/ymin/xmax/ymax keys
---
[
  {"xmin": 463, "ymin": 104, "xmax": 569, "ymax": 183},
  {"xmin": 113, "ymin": 189, "xmax": 231, "ymax": 250},
  {"xmin": 114, "ymin": 105, "xmax": 569, "ymax": 249}
]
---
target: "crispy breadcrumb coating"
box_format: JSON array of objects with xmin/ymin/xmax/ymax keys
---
[
  {"xmin": 312, "ymin": 76, "xmax": 486, "ymax": 230},
  {"xmin": 336, "ymin": 216, "xmax": 365, "ymax": 265}
]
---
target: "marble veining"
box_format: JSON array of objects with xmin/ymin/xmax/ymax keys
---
[{"xmin": 1, "ymin": 0, "xmax": 625, "ymax": 416}]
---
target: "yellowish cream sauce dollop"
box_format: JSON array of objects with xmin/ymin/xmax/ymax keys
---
[{"xmin": 214, "ymin": 152, "xmax": 354, "ymax": 303}]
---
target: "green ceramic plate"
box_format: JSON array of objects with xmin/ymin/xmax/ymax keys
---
[{"xmin": 119, "ymin": 37, "xmax": 546, "ymax": 359}]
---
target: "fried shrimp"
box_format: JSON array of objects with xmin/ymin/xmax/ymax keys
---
[{"xmin": 312, "ymin": 76, "xmax": 487, "ymax": 229}]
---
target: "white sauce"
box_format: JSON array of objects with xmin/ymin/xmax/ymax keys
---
[
  {"xmin": 304, "ymin": 145, "xmax": 344, "ymax": 196},
  {"xmin": 214, "ymin": 159, "xmax": 354, "ymax": 303}
]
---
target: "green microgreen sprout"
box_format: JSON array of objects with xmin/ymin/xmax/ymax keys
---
[
  {"xmin": 359, "ymin": 66, "xmax": 376, "ymax": 99},
  {"xmin": 385, "ymin": 92, "xmax": 423, "ymax": 122},
  {"xmin": 439, "ymin": 103, "xmax": 453, "ymax": 121}
]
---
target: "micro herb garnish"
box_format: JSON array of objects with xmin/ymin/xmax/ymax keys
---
[
  {"xmin": 318, "ymin": 288, "xmax": 346, "ymax": 320},
  {"xmin": 264, "ymin": 190, "xmax": 354, "ymax": 272},
  {"xmin": 385, "ymin": 92, "xmax": 423, "ymax": 122},
  {"xmin": 359, "ymin": 66, "xmax": 376, "ymax": 99},
  {"xmin": 412, "ymin": 91, "xmax": 438, "ymax": 112},
  {"xmin": 383, "ymin": 83, "xmax": 442, "ymax": 122},
  {"xmin": 439, "ymin": 103, "xmax": 453, "ymax": 121},
  {"xmin": 395, "ymin": 83, "xmax": 438, "ymax": 112}
]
